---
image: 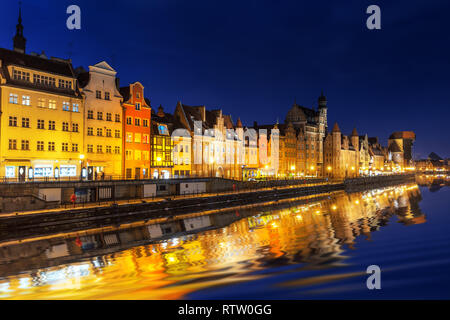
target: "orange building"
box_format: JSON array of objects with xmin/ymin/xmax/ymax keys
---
[{"xmin": 119, "ymin": 82, "xmax": 151, "ymax": 179}]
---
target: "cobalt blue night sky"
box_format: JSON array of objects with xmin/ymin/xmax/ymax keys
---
[{"xmin": 1, "ymin": 0, "xmax": 449, "ymax": 158}]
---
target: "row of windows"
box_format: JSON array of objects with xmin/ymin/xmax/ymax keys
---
[
  {"xmin": 87, "ymin": 110, "xmax": 120, "ymax": 122},
  {"xmin": 96, "ymin": 90, "xmax": 110, "ymax": 100},
  {"xmin": 125, "ymin": 133, "xmax": 149, "ymax": 144},
  {"xmin": 8, "ymin": 139, "xmax": 79, "ymax": 152},
  {"xmin": 87, "ymin": 145, "xmax": 120, "ymax": 154},
  {"xmin": 125, "ymin": 150, "xmax": 150, "ymax": 160},
  {"xmin": 9, "ymin": 93, "xmax": 79, "ymax": 112},
  {"xmin": 9, "ymin": 117, "xmax": 79, "ymax": 132},
  {"xmin": 126, "ymin": 117, "xmax": 148, "ymax": 127},
  {"xmin": 87, "ymin": 128, "xmax": 121, "ymax": 138},
  {"xmin": 12, "ymin": 69, "xmax": 73, "ymax": 90}
]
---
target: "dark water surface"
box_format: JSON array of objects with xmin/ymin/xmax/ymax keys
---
[{"xmin": 0, "ymin": 183, "xmax": 449, "ymax": 299}]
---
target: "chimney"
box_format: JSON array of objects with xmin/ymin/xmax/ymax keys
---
[{"xmin": 253, "ymin": 121, "xmax": 258, "ymax": 128}]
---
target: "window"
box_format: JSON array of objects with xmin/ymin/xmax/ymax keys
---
[
  {"xmin": 48, "ymin": 120, "xmax": 55, "ymax": 130},
  {"xmin": 126, "ymin": 117, "xmax": 132, "ymax": 125},
  {"xmin": 72, "ymin": 143, "xmax": 78, "ymax": 152},
  {"xmin": 34, "ymin": 75, "xmax": 56, "ymax": 87},
  {"xmin": 87, "ymin": 110, "xmax": 94, "ymax": 119},
  {"xmin": 134, "ymin": 133, "xmax": 141, "ymax": 143},
  {"xmin": 48, "ymin": 142, "xmax": 55, "ymax": 151},
  {"xmin": 62, "ymin": 101, "xmax": 70, "ymax": 111},
  {"xmin": 22, "ymin": 118, "xmax": 30, "ymax": 128},
  {"xmin": 72, "ymin": 103, "xmax": 79, "ymax": 112},
  {"xmin": 142, "ymin": 134, "xmax": 149, "ymax": 144},
  {"xmin": 143, "ymin": 119, "xmax": 148, "ymax": 127},
  {"xmin": 9, "ymin": 93, "xmax": 18, "ymax": 104},
  {"xmin": 106, "ymin": 145, "xmax": 112, "ymax": 153},
  {"xmin": 62, "ymin": 122, "xmax": 69, "ymax": 131},
  {"xmin": 97, "ymin": 128, "xmax": 103, "ymax": 136},
  {"xmin": 62, "ymin": 142, "xmax": 69, "ymax": 152},
  {"xmin": 106, "ymin": 113, "xmax": 112, "ymax": 121},
  {"xmin": 37, "ymin": 98, "xmax": 46, "ymax": 108},
  {"xmin": 106, "ymin": 129, "xmax": 112, "ymax": 137},
  {"xmin": 8, "ymin": 139, "xmax": 17, "ymax": 150},
  {"xmin": 135, "ymin": 118, "xmax": 140, "ymax": 126},
  {"xmin": 97, "ymin": 112, "xmax": 103, "ymax": 120},
  {"xmin": 48, "ymin": 100, "xmax": 56, "ymax": 109},
  {"xmin": 115, "ymin": 114, "xmax": 120, "ymax": 122},
  {"xmin": 59, "ymin": 79, "xmax": 72, "ymax": 89},
  {"xmin": 125, "ymin": 150, "xmax": 133, "ymax": 160},
  {"xmin": 12, "ymin": 69, "xmax": 30, "ymax": 81},
  {"xmin": 115, "ymin": 146, "xmax": 120, "ymax": 154},
  {"xmin": 37, "ymin": 141, "xmax": 44, "ymax": 151},
  {"xmin": 115, "ymin": 130, "xmax": 121, "ymax": 138},
  {"xmin": 97, "ymin": 145, "xmax": 103, "ymax": 153},
  {"xmin": 37, "ymin": 119, "xmax": 45, "ymax": 129},
  {"xmin": 22, "ymin": 95, "xmax": 30, "ymax": 106},
  {"xmin": 72, "ymin": 123, "xmax": 79, "ymax": 132},
  {"xmin": 87, "ymin": 144, "xmax": 93, "ymax": 153},
  {"xmin": 126, "ymin": 133, "xmax": 133, "ymax": 143},
  {"xmin": 135, "ymin": 103, "xmax": 141, "ymax": 110},
  {"xmin": 87, "ymin": 127, "xmax": 93, "ymax": 136},
  {"xmin": 96, "ymin": 90, "xmax": 102, "ymax": 99},
  {"xmin": 104, "ymin": 92, "xmax": 110, "ymax": 100},
  {"xmin": 135, "ymin": 150, "xmax": 141, "ymax": 160},
  {"xmin": 9, "ymin": 116, "xmax": 17, "ymax": 127}
]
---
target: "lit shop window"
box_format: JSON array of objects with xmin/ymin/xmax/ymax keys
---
[
  {"xmin": 60, "ymin": 165, "xmax": 76, "ymax": 177},
  {"xmin": 34, "ymin": 166, "xmax": 53, "ymax": 177},
  {"xmin": 5, "ymin": 166, "xmax": 15, "ymax": 178}
]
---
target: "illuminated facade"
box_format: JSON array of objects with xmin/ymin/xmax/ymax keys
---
[
  {"xmin": 0, "ymin": 12, "xmax": 84, "ymax": 180},
  {"xmin": 120, "ymin": 82, "xmax": 151, "ymax": 179},
  {"xmin": 151, "ymin": 106, "xmax": 173, "ymax": 179},
  {"xmin": 323, "ymin": 124, "xmax": 360, "ymax": 179},
  {"xmin": 77, "ymin": 61, "xmax": 123, "ymax": 179}
]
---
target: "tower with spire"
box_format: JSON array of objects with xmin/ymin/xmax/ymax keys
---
[{"xmin": 13, "ymin": 2, "xmax": 26, "ymax": 53}]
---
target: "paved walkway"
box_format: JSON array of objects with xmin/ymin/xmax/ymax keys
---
[{"xmin": 0, "ymin": 181, "xmax": 338, "ymax": 218}]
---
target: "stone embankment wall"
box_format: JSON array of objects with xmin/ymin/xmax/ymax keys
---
[{"xmin": 344, "ymin": 174, "xmax": 416, "ymax": 192}]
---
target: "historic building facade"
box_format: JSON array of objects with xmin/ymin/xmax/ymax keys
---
[
  {"xmin": 120, "ymin": 82, "xmax": 151, "ymax": 179},
  {"xmin": 323, "ymin": 124, "xmax": 360, "ymax": 179},
  {"xmin": 77, "ymin": 61, "xmax": 123, "ymax": 179},
  {"xmin": 0, "ymin": 11, "xmax": 84, "ymax": 180},
  {"xmin": 151, "ymin": 106, "xmax": 174, "ymax": 179}
]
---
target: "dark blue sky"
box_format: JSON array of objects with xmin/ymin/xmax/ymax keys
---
[{"xmin": 1, "ymin": 0, "xmax": 449, "ymax": 158}]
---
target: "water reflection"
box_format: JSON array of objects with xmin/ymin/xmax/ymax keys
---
[{"xmin": 0, "ymin": 184, "xmax": 425, "ymax": 299}]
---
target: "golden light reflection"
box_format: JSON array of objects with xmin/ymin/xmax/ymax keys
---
[{"xmin": 0, "ymin": 183, "xmax": 425, "ymax": 300}]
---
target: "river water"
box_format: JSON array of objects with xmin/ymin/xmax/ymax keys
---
[{"xmin": 0, "ymin": 182, "xmax": 449, "ymax": 299}]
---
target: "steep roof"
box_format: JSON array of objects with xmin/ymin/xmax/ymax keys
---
[
  {"xmin": 389, "ymin": 131, "xmax": 416, "ymax": 140},
  {"xmin": 332, "ymin": 122, "xmax": 341, "ymax": 133}
]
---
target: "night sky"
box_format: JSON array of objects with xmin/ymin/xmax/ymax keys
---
[{"xmin": 1, "ymin": 0, "xmax": 449, "ymax": 158}]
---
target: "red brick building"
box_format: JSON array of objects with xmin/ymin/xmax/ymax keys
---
[{"xmin": 120, "ymin": 82, "xmax": 151, "ymax": 179}]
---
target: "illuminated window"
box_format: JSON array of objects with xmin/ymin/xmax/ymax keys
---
[
  {"xmin": 37, "ymin": 98, "xmax": 46, "ymax": 108},
  {"xmin": 48, "ymin": 100, "xmax": 56, "ymax": 109},
  {"xmin": 62, "ymin": 102, "xmax": 70, "ymax": 111},
  {"xmin": 22, "ymin": 95, "xmax": 30, "ymax": 106},
  {"xmin": 72, "ymin": 103, "xmax": 79, "ymax": 112},
  {"xmin": 9, "ymin": 93, "xmax": 18, "ymax": 104},
  {"xmin": 126, "ymin": 133, "xmax": 133, "ymax": 143},
  {"xmin": 134, "ymin": 133, "xmax": 141, "ymax": 143}
]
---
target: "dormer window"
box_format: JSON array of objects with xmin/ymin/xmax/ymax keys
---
[{"xmin": 135, "ymin": 103, "xmax": 141, "ymax": 110}]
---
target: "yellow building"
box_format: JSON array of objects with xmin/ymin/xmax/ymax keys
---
[
  {"xmin": 0, "ymin": 15, "xmax": 84, "ymax": 180},
  {"xmin": 77, "ymin": 61, "xmax": 123, "ymax": 179}
]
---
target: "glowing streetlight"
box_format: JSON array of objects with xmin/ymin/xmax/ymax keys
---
[
  {"xmin": 79, "ymin": 154, "xmax": 85, "ymax": 160},
  {"xmin": 327, "ymin": 166, "xmax": 332, "ymax": 171},
  {"xmin": 156, "ymin": 156, "xmax": 162, "ymax": 162},
  {"xmin": 290, "ymin": 165, "xmax": 296, "ymax": 171}
]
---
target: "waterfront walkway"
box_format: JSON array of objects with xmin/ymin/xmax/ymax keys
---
[{"xmin": 0, "ymin": 180, "xmax": 334, "ymax": 218}]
